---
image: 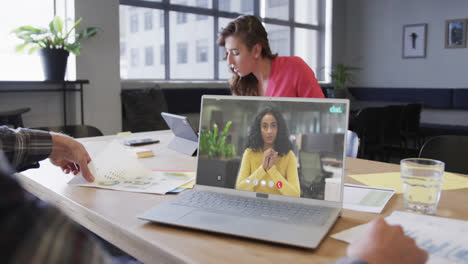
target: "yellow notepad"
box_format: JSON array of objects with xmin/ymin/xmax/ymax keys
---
[{"xmin": 348, "ymin": 172, "xmax": 468, "ymax": 194}]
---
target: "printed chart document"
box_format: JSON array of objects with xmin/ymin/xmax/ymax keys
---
[
  {"xmin": 332, "ymin": 211, "xmax": 468, "ymax": 264},
  {"xmin": 343, "ymin": 184, "xmax": 395, "ymax": 213},
  {"xmin": 68, "ymin": 140, "xmax": 194, "ymax": 194}
]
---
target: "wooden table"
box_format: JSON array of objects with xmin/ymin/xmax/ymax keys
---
[{"xmin": 17, "ymin": 130, "xmax": 468, "ymax": 264}]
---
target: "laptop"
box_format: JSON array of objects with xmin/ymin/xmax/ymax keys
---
[
  {"xmin": 139, "ymin": 96, "xmax": 349, "ymax": 249},
  {"xmin": 161, "ymin": 112, "xmax": 198, "ymax": 156}
]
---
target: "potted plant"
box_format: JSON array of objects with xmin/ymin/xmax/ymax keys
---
[
  {"xmin": 198, "ymin": 121, "xmax": 240, "ymax": 188},
  {"xmin": 330, "ymin": 63, "xmax": 360, "ymax": 99},
  {"xmin": 12, "ymin": 16, "xmax": 98, "ymax": 80},
  {"xmin": 199, "ymin": 121, "xmax": 236, "ymax": 158}
]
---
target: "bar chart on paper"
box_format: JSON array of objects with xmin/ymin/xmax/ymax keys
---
[
  {"xmin": 332, "ymin": 211, "xmax": 468, "ymax": 264},
  {"xmin": 387, "ymin": 212, "xmax": 468, "ymax": 264}
]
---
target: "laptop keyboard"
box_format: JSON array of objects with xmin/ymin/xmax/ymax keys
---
[{"xmin": 172, "ymin": 191, "xmax": 332, "ymax": 226}]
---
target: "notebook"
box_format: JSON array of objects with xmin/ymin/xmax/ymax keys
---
[
  {"xmin": 161, "ymin": 112, "xmax": 198, "ymax": 156},
  {"xmin": 139, "ymin": 95, "xmax": 349, "ymax": 249}
]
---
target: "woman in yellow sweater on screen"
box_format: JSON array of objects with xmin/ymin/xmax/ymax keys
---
[{"xmin": 236, "ymin": 106, "xmax": 300, "ymax": 197}]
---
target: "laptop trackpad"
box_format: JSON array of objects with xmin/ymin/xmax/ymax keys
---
[
  {"xmin": 176, "ymin": 210, "xmax": 276, "ymax": 238},
  {"xmin": 139, "ymin": 204, "xmax": 196, "ymax": 222}
]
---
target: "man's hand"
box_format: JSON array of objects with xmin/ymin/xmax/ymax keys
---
[
  {"xmin": 347, "ymin": 218, "xmax": 428, "ymax": 264},
  {"xmin": 48, "ymin": 134, "xmax": 94, "ymax": 182}
]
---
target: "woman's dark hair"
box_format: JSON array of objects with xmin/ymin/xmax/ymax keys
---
[
  {"xmin": 247, "ymin": 106, "xmax": 293, "ymax": 156},
  {"xmin": 217, "ymin": 15, "xmax": 277, "ymax": 96}
]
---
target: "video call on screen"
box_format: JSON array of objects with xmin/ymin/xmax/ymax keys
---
[{"xmin": 197, "ymin": 98, "xmax": 347, "ymax": 201}]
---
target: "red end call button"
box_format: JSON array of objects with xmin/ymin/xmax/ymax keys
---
[{"xmin": 276, "ymin": 181, "xmax": 283, "ymax": 189}]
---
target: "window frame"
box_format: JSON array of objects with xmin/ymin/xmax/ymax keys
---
[{"xmin": 120, "ymin": 0, "xmax": 327, "ymax": 81}]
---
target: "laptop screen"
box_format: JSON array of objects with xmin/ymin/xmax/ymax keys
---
[{"xmin": 197, "ymin": 96, "xmax": 348, "ymax": 202}]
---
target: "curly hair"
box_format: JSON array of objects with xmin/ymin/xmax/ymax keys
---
[
  {"xmin": 246, "ymin": 106, "xmax": 293, "ymax": 156},
  {"xmin": 217, "ymin": 15, "xmax": 277, "ymax": 96}
]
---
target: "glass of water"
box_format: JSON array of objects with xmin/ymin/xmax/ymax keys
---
[{"xmin": 400, "ymin": 158, "xmax": 445, "ymax": 214}]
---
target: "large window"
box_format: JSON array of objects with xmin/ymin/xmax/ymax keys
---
[
  {"xmin": 0, "ymin": 1, "xmax": 56, "ymax": 80},
  {"xmin": 119, "ymin": 0, "xmax": 332, "ymax": 81}
]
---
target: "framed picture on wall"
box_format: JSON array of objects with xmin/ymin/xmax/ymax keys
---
[
  {"xmin": 402, "ymin": 24, "xmax": 427, "ymax": 58},
  {"xmin": 445, "ymin": 19, "xmax": 467, "ymax": 48}
]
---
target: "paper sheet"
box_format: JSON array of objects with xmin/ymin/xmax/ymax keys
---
[
  {"xmin": 343, "ymin": 184, "xmax": 395, "ymax": 213},
  {"xmin": 348, "ymin": 172, "xmax": 468, "ymax": 194},
  {"xmin": 331, "ymin": 211, "xmax": 468, "ymax": 264},
  {"xmin": 152, "ymin": 170, "xmax": 196, "ymax": 189},
  {"xmin": 68, "ymin": 141, "xmax": 194, "ymax": 194}
]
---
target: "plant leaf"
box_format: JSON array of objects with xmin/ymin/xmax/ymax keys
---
[
  {"xmin": 28, "ymin": 46, "xmax": 40, "ymax": 54},
  {"xmin": 11, "ymin": 26, "xmax": 43, "ymax": 34},
  {"xmin": 53, "ymin": 16, "xmax": 64, "ymax": 35},
  {"xmin": 14, "ymin": 43, "xmax": 29, "ymax": 52},
  {"xmin": 64, "ymin": 17, "xmax": 82, "ymax": 40},
  {"xmin": 81, "ymin": 27, "xmax": 99, "ymax": 39}
]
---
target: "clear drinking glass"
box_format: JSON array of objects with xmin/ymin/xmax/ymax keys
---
[{"xmin": 400, "ymin": 158, "xmax": 445, "ymax": 214}]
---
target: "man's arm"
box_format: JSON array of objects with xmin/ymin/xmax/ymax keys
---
[
  {"xmin": 0, "ymin": 126, "xmax": 52, "ymax": 171},
  {"xmin": 0, "ymin": 126, "xmax": 94, "ymax": 182}
]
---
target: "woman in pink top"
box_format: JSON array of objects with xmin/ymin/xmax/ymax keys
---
[{"xmin": 217, "ymin": 15, "xmax": 324, "ymax": 98}]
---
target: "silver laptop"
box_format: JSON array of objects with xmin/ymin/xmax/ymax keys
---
[{"xmin": 139, "ymin": 95, "xmax": 349, "ymax": 249}]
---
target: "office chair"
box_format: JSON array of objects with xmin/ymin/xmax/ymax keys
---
[
  {"xmin": 418, "ymin": 135, "xmax": 468, "ymax": 174},
  {"xmin": 354, "ymin": 107, "xmax": 386, "ymax": 161},
  {"xmin": 346, "ymin": 130, "xmax": 359, "ymax": 158},
  {"xmin": 33, "ymin": 125, "xmax": 103, "ymax": 138},
  {"xmin": 298, "ymin": 133, "xmax": 336, "ymax": 199},
  {"xmin": 0, "ymin": 107, "xmax": 31, "ymax": 128},
  {"xmin": 400, "ymin": 103, "xmax": 422, "ymax": 156},
  {"xmin": 121, "ymin": 86, "xmax": 169, "ymax": 132}
]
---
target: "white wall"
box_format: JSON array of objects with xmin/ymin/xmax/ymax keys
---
[
  {"xmin": 75, "ymin": 0, "xmax": 121, "ymax": 134},
  {"xmin": 340, "ymin": 0, "xmax": 468, "ymax": 88}
]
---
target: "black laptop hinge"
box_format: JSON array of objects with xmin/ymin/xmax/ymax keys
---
[{"xmin": 256, "ymin": 193, "xmax": 268, "ymax": 199}]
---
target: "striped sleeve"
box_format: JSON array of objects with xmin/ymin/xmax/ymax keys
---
[{"xmin": 0, "ymin": 126, "xmax": 52, "ymax": 171}]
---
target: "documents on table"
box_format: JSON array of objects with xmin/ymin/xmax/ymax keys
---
[
  {"xmin": 331, "ymin": 211, "xmax": 468, "ymax": 264},
  {"xmin": 152, "ymin": 169, "xmax": 196, "ymax": 194},
  {"xmin": 348, "ymin": 171, "xmax": 468, "ymax": 194},
  {"xmin": 68, "ymin": 140, "xmax": 194, "ymax": 194},
  {"xmin": 343, "ymin": 184, "xmax": 395, "ymax": 213}
]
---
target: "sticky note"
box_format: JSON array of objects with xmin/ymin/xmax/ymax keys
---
[
  {"xmin": 136, "ymin": 150, "xmax": 154, "ymax": 158},
  {"xmin": 117, "ymin": 131, "xmax": 132, "ymax": 136}
]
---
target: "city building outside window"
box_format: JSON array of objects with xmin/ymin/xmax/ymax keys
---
[
  {"xmin": 268, "ymin": 0, "xmax": 289, "ymax": 8},
  {"xmin": 120, "ymin": 42, "xmax": 126, "ymax": 57},
  {"xmin": 241, "ymin": 0, "xmax": 254, "ymax": 13},
  {"xmin": 196, "ymin": 0, "xmax": 208, "ymax": 20},
  {"xmin": 160, "ymin": 44, "xmax": 165, "ymax": 65},
  {"xmin": 196, "ymin": 39, "xmax": 208, "ymax": 63},
  {"xmin": 159, "ymin": 10, "xmax": 164, "ymax": 28},
  {"xmin": 144, "ymin": 11, "xmax": 153, "ymax": 30},
  {"xmin": 130, "ymin": 48, "xmax": 139, "ymax": 67},
  {"xmin": 177, "ymin": 12, "xmax": 187, "ymax": 24},
  {"xmin": 119, "ymin": 0, "xmax": 332, "ymax": 82},
  {"xmin": 177, "ymin": 42, "xmax": 188, "ymax": 64},
  {"xmin": 145, "ymin": 46, "xmax": 154, "ymax": 66},
  {"xmin": 218, "ymin": 0, "xmax": 230, "ymax": 11},
  {"xmin": 130, "ymin": 13, "xmax": 138, "ymax": 33}
]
